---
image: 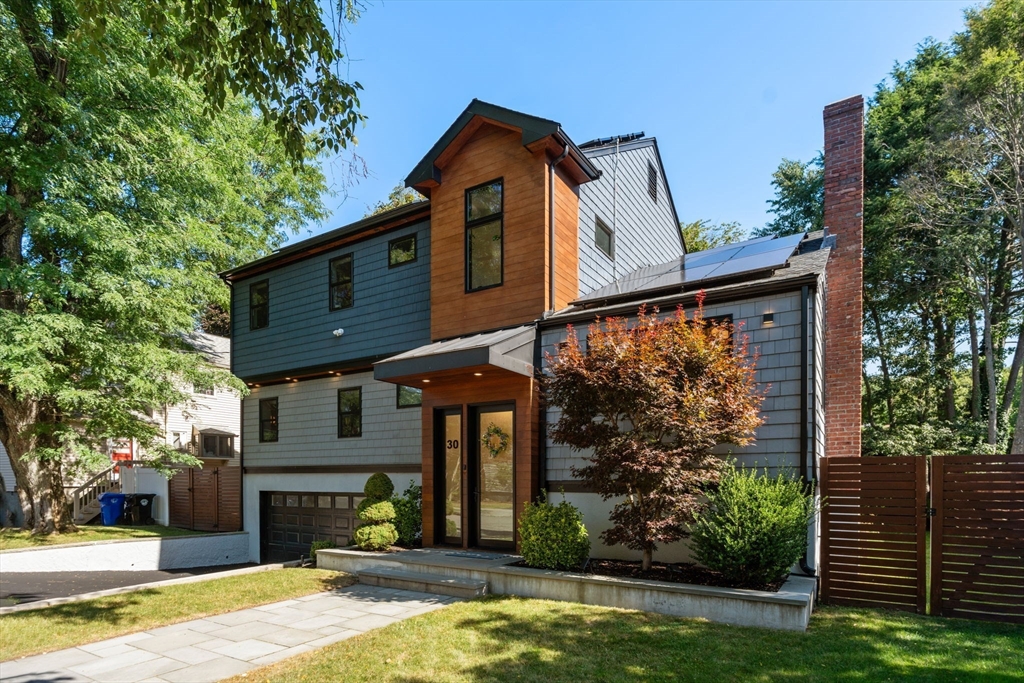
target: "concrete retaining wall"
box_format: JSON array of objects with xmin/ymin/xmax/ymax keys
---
[
  {"xmin": 317, "ymin": 548, "xmax": 816, "ymax": 631},
  {"xmin": 0, "ymin": 532, "xmax": 250, "ymax": 572}
]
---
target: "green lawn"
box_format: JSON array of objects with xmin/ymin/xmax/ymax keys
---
[
  {"xmin": 0, "ymin": 569, "xmax": 353, "ymax": 660},
  {"xmin": 232, "ymin": 596, "xmax": 1024, "ymax": 683},
  {"xmin": 0, "ymin": 525, "xmax": 204, "ymax": 551}
]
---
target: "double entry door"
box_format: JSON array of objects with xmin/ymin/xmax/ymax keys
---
[{"xmin": 435, "ymin": 404, "xmax": 515, "ymax": 549}]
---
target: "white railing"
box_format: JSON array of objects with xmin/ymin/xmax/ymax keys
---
[{"xmin": 70, "ymin": 466, "xmax": 120, "ymax": 522}]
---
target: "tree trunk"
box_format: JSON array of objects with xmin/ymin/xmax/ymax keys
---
[
  {"xmin": 969, "ymin": 312, "xmax": 982, "ymax": 421},
  {"xmin": 982, "ymin": 301, "xmax": 999, "ymax": 445},
  {"xmin": 1011, "ymin": 380, "xmax": 1024, "ymax": 455},
  {"xmin": 642, "ymin": 547, "xmax": 653, "ymax": 571},
  {"xmin": 1001, "ymin": 321, "xmax": 1023, "ymax": 416},
  {"xmin": 868, "ymin": 303, "xmax": 894, "ymax": 425}
]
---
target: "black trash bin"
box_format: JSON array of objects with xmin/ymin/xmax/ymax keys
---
[
  {"xmin": 133, "ymin": 493, "xmax": 156, "ymax": 525},
  {"xmin": 122, "ymin": 494, "xmax": 138, "ymax": 526}
]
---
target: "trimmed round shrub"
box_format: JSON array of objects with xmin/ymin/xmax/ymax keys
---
[
  {"xmin": 364, "ymin": 472, "xmax": 395, "ymax": 501},
  {"xmin": 690, "ymin": 465, "xmax": 817, "ymax": 587},
  {"xmin": 391, "ymin": 482, "xmax": 422, "ymax": 547},
  {"xmin": 354, "ymin": 523, "xmax": 399, "ymax": 551},
  {"xmin": 309, "ymin": 540, "xmax": 336, "ymax": 558},
  {"xmin": 358, "ymin": 500, "xmax": 396, "ymax": 524},
  {"xmin": 518, "ymin": 494, "xmax": 590, "ymax": 571}
]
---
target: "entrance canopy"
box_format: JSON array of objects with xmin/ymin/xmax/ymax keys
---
[{"xmin": 373, "ymin": 325, "xmax": 536, "ymax": 385}]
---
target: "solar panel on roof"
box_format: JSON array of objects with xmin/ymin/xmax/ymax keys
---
[{"xmin": 577, "ymin": 232, "xmax": 805, "ymax": 303}]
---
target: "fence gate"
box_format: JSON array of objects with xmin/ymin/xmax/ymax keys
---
[
  {"xmin": 930, "ymin": 455, "xmax": 1024, "ymax": 623},
  {"xmin": 820, "ymin": 456, "xmax": 928, "ymax": 613},
  {"xmin": 168, "ymin": 466, "xmax": 242, "ymax": 533}
]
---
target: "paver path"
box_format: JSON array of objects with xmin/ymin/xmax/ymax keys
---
[{"xmin": 1, "ymin": 584, "xmax": 459, "ymax": 683}]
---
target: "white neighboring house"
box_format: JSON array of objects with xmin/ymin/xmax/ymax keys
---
[
  {"xmin": 0, "ymin": 441, "xmax": 22, "ymax": 527},
  {"xmin": 121, "ymin": 332, "xmax": 242, "ymax": 526}
]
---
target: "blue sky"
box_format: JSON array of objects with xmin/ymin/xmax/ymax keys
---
[{"xmin": 291, "ymin": 0, "xmax": 973, "ymax": 245}]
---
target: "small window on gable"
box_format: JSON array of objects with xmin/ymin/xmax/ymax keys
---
[
  {"xmin": 396, "ymin": 385, "xmax": 422, "ymax": 408},
  {"xmin": 329, "ymin": 254, "xmax": 354, "ymax": 310},
  {"xmin": 647, "ymin": 160, "xmax": 658, "ymax": 202},
  {"xmin": 249, "ymin": 280, "xmax": 269, "ymax": 330},
  {"xmin": 259, "ymin": 397, "xmax": 278, "ymax": 443},
  {"xmin": 595, "ymin": 217, "xmax": 614, "ymax": 259},
  {"xmin": 338, "ymin": 387, "xmax": 362, "ymax": 438},
  {"xmin": 389, "ymin": 235, "xmax": 417, "ymax": 267},
  {"xmin": 193, "ymin": 384, "xmax": 215, "ymax": 396}
]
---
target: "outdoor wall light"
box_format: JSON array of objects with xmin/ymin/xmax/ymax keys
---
[
  {"xmin": 333, "ymin": 328, "xmax": 345, "ymax": 337},
  {"xmin": 473, "ymin": 372, "xmax": 483, "ymax": 376},
  {"xmin": 422, "ymin": 379, "xmax": 430, "ymax": 383},
  {"xmin": 762, "ymin": 313, "xmax": 775, "ymax": 326}
]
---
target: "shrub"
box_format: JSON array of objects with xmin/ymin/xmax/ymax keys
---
[
  {"xmin": 518, "ymin": 493, "xmax": 590, "ymax": 571},
  {"xmin": 354, "ymin": 523, "xmax": 398, "ymax": 551},
  {"xmin": 391, "ymin": 481, "xmax": 422, "ymax": 547},
  {"xmin": 356, "ymin": 472, "xmax": 399, "ymax": 551},
  {"xmin": 364, "ymin": 472, "xmax": 395, "ymax": 501},
  {"xmin": 690, "ymin": 465, "xmax": 816, "ymax": 587},
  {"xmin": 309, "ymin": 540, "xmax": 335, "ymax": 558}
]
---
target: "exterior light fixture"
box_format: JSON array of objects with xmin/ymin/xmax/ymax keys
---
[
  {"xmin": 285, "ymin": 377, "xmax": 291, "ymax": 380},
  {"xmin": 762, "ymin": 313, "xmax": 775, "ymax": 326},
  {"xmin": 473, "ymin": 372, "xmax": 483, "ymax": 376},
  {"xmin": 422, "ymin": 379, "xmax": 431, "ymax": 383},
  {"xmin": 333, "ymin": 328, "xmax": 345, "ymax": 337}
]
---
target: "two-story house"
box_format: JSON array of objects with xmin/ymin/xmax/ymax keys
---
[{"xmin": 225, "ymin": 97, "xmax": 864, "ymax": 569}]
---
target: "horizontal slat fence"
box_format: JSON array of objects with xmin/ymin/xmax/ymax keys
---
[
  {"xmin": 931, "ymin": 455, "xmax": 1024, "ymax": 624},
  {"xmin": 820, "ymin": 456, "xmax": 927, "ymax": 613}
]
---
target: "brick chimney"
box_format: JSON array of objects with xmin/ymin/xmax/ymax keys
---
[{"xmin": 823, "ymin": 95, "xmax": 865, "ymax": 460}]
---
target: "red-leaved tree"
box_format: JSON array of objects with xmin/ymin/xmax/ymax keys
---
[{"xmin": 546, "ymin": 299, "xmax": 765, "ymax": 569}]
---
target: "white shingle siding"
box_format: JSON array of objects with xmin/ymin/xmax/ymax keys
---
[
  {"xmin": 0, "ymin": 441, "xmax": 14, "ymax": 492},
  {"xmin": 243, "ymin": 372, "xmax": 420, "ymax": 467},
  {"xmin": 162, "ymin": 386, "xmax": 242, "ymax": 463},
  {"xmin": 577, "ymin": 141, "xmax": 683, "ymax": 297},
  {"xmin": 541, "ymin": 290, "xmax": 819, "ymax": 481}
]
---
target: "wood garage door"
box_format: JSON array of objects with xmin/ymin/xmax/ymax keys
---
[{"xmin": 262, "ymin": 491, "xmax": 363, "ymax": 562}]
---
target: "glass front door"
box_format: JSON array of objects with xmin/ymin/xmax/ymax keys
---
[
  {"xmin": 435, "ymin": 408, "xmax": 463, "ymax": 545},
  {"xmin": 472, "ymin": 405, "xmax": 515, "ymax": 547}
]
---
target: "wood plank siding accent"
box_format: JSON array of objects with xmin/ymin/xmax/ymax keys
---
[
  {"xmin": 429, "ymin": 123, "xmax": 580, "ymax": 341},
  {"xmin": 420, "ymin": 369, "xmax": 539, "ymax": 552}
]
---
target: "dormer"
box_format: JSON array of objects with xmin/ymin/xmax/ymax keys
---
[{"xmin": 406, "ymin": 100, "xmax": 600, "ymax": 341}]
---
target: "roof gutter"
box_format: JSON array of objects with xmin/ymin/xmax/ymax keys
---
[{"xmin": 549, "ymin": 143, "xmax": 570, "ymax": 313}]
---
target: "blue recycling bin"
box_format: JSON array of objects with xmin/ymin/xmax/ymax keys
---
[{"xmin": 98, "ymin": 492, "xmax": 127, "ymax": 526}]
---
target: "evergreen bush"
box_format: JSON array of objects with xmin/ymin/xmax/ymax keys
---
[
  {"xmin": 391, "ymin": 481, "xmax": 422, "ymax": 547},
  {"xmin": 309, "ymin": 540, "xmax": 335, "ymax": 558},
  {"xmin": 518, "ymin": 493, "xmax": 590, "ymax": 571},
  {"xmin": 364, "ymin": 472, "xmax": 395, "ymax": 501},
  {"xmin": 356, "ymin": 473, "xmax": 399, "ymax": 551},
  {"xmin": 690, "ymin": 465, "xmax": 817, "ymax": 587}
]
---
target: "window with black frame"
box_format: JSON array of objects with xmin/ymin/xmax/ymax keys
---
[
  {"xmin": 338, "ymin": 387, "xmax": 362, "ymax": 437},
  {"xmin": 388, "ymin": 235, "xmax": 417, "ymax": 267},
  {"xmin": 329, "ymin": 254, "xmax": 354, "ymax": 310},
  {"xmin": 249, "ymin": 280, "xmax": 269, "ymax": 330},
  {"xmin": 259, "ymin": 397, "xmax": 278, "ymax": 442},
  {"xmin": 396, "ymin": 385, "xmax": 422, "ymax": 408},
  {"xmin": 465, "ymin": 179, "xmax": 503, "ymax": 291}
]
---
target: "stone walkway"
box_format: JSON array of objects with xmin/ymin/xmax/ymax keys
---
[{"xmin": 0, "ymin": 585, "xmax": 459, "ymax": 683}]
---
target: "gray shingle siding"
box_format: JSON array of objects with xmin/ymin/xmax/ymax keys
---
[
  {"xmin": 243, "ymin": 372, "xmax": 421, "ymax": 467},
  {"xmin": 231, "ymin": 220, "xmax": 431, "ymax": 379},
  {"xmin": 541, "ymin": 290, "xmax": 817, "ymax": 481},
  {"xmin": 577, "ymin": 141, "xmax": 683, "ymax": 297}
]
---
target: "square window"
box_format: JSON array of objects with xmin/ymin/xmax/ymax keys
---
[
  {"xmin": 388, "ymin": 235, "xmax": 417, "ymax": 267},
  {"xmin": 286, "ymin": 495, "xmax": 298, "ymax": 507},
  {"xmin": 329, "ymin": 255, "xmax": 354, "ymax": 310},
  {"xmin": 318, "ymin": 496, "xmax": 332, "ymax": 509},
  {"xmin": 397, "ymin": 385, "xmax": 422, "ymax": 408},
  {"xmin": 249, "ymin": 280, "xmax": 269, "ymax": 330},
  {"xmin": 465, "ymin": 180, "xmax": 503, "ymax": 292},
  {"xmin": 272, "ymin": 494, "xmax": 283, "ymax": 506},
  {"xmin": 338, "ymin": 387, "xmax": 362, "ymax": 438},
  {"xmin": 595, "ymin": 217, "xmax": 614, "ymax": 259},
  {"xmin": 335, "ymin": 496, "xmax": 350, "ymax": 509},
  {"xmin": 259, "ymin": 397, "xmax": 278, "ymax": 443},
  {"xmin": 302, "ymin": 495, "xmax": 314, "ymax": 508}
]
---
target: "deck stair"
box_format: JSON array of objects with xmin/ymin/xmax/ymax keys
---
[
  {"xmin": 70, "ymin": 466, "xmax": 120, "ymax": 525},
  {"xmin": 357, "ymin": 567, "xmax": 488, "ymax": 599}
]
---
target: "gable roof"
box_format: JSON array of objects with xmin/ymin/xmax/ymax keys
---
[{"xmin": 405, "ymin": 99, "xmax": 601, "ymax": 195}]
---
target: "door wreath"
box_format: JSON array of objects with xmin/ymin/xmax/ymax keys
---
[{"xmin": 482, "ymin": 422, "xmax": 511, "ymax": 458}]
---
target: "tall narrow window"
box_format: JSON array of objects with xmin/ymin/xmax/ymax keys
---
[
  {"xmin": 595, "ymin": 217, "xmax": 614, "ymax": 259},
  {"xmin": 465, "ymin": 179, "xmax": 503, "ymax": 292},
  {"xmin": 647, "ymin": 160, "xmax": 658, "ymax": 202},
  {"xmin": 259, "ymin": 398, "xmax": 278, "ymax": 442},
  {"xmin": 388, "ymin": 235, "xmax": 417, "ymax": 267},
  {"xmin": 249, "ymin": 280, "xmax": 269, "ymax": 330},
  {"xmin": 338, "ymin": 387, "xmax": 362, "ymax": 438},
  {"xmin": 329, "ymin": 254, "xmax": 353, "ymax": 310}
]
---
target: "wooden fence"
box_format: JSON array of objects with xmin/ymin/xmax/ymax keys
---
[{"xmin": 821, "ymin": 454, "xmax": 1022, "ymax": 623}]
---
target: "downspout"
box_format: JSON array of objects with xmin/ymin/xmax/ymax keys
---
[
  {"xmin": 534, "ymin": 329, "xmax": 546, "ymax": 497},
  {"xmin": 548, "ymin": 143, "xmax": 569, "ymax": 312},
  {"xmin": 798, "ymin": 284, "xmax": 816, "ymax": 578}
]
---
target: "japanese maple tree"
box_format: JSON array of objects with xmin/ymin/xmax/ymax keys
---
[{"xmin": 546, "ymin": 298, "xmax": 765, "ymax": 570}]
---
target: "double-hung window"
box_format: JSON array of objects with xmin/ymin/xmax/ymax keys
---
[
  {"xmin": 259, "ymin": 398, "xmax": 278, "ymax": 443},
  {"xmin": 249, "ymin": 280, "xmax": 269, "ymax": 330},
  {"xmin": 465, "ymin": 179, "xmax": 503, "ymax": 292},
  {"xmin": 329, "ymin": 254, "xmax": 354, "ymax": 310},
  {"xmin": 595, "ymin": 217, "xmax": 614, "ymax": 259},
  {"xmin": 338, "ymin": 388, "xmax": 362, "ymax": 438}
]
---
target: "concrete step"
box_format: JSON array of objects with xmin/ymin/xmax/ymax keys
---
[{"xmin": 357, "ymin": 567, "xmax": 488, "ymax": 599}]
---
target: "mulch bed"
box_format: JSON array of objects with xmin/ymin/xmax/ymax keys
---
[{"xmin": 510, "ymin": 558, "xmax": 784, "ymax": 593}]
